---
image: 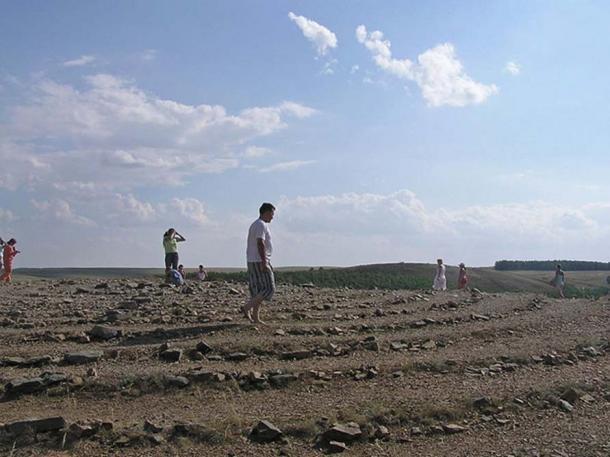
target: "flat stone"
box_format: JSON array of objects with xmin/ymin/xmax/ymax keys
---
[
  {"xmin": 249, "ymin": 420, "xmax": 283, "ymax": 443},
  {"xmin": 90, "ymin": 325, "xmax": 120, "ymax": 340},
  {"xmin": 195, "ymin": 341, "xmax": 213, "ymax": 354},
  {"xmin": 165, "ymin": 375, "xmax": 189, "ymax": 388},
  {"xmin": 189, "ymin": 369, "xmax": 225, "ymax": 383},
  {"xmin": 6, "ymin": 416, "xmax": 67, "ymax": 435},
  {"xmin": 226, "ymin": 352, "xmax": 248, "ymax": 361},
  {"xmin": 269, "ymin": 374, "xmax": 298, "ymax": 387},
  {"xmin": 322, "ymin": 422, "xmax": 362, "ymax": 444},
  {"xmin": 63, "ymin": 351, "xmax": 104, "ymax": 365},
  {"xmin": 280, "ymin": 350, "xmax": 312, "ymax": 360},
  {"xmin": 443, "ymin": 423, "xmax": 467, "ymax": 434},
  {"xmin": 327, "ymin": 441, "xmax": 347, "ymax": 453},
  {"xmin": 159, "ymin": 349, "xmax": 182, "ymax": 363},
  {"xmin": 5, "ymin": 377, "xmax": 46, "ymax": 395}
]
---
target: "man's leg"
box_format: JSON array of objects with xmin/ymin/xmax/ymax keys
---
[
  {"xmin": 242, "ymin": 294, "xmax": 262, "ymax": 322},
  {"xmin": 252, "ymin": 266, "xmax": 274, "ymax": 324}
]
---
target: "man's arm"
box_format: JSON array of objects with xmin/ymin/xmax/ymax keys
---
[
  {"xmin": 176, "ymin": 232, "xmax": 186, "ymax": 242},
  {"xmin": 257, "ymin": 238, "xmax": 268, "ymax": 269}
]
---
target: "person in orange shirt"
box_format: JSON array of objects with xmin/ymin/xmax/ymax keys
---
[{"xmin": 0, "ymin": 239, "xmax": 20, "ymax": 283}]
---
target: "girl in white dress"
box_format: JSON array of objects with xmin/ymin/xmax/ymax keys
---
[{"xmin": 433, "ymin": 258, "xmax": 447, "ymax": 291}]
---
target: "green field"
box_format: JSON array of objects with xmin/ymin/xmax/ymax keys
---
[{"xmin": 14, "ymin": 263, "xmax": 610, "ymax": 297}]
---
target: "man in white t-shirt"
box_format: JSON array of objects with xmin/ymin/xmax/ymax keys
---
[{"xmin": 241, "ymin": 202, "xmax": 275, "ymax": 324}]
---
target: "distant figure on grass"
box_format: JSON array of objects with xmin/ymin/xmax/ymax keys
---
[
  {"xmin": 197, "ymin": 265, "xmax": 207, "ymax": 281},
  {"xmin": 0, "ymin": 239, "xmax": 21, "ymax": 283},
  {"xmin": 242, "ymin": 203, "xmax": 275, "ymax": 324},
  {"xmin": 178, "ymin": 264, "xmax": 186, "ymax": 281},
  {"xmin": 163, "ymin": 228, "xmax": 186, "ymax": 276},
  {"xmin": 458, "ymin": 263, "xmax": 469, "ymax": 289},
  {"xmin": 551, "ymin": 264, "xmax": 566, "ymax": 298},
  {"xmin": 433, "ymin": 258, "xmax": 447, "ymax": 291}
]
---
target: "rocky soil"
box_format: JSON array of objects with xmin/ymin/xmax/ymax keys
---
[{"xmin": 0, "ymin": 278, "xmax": 608, "ymax": 456}]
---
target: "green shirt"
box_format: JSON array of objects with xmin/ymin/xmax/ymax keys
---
[{"xmin": 163, "ymin": 237, "xmax": 178, "ymax": 254}]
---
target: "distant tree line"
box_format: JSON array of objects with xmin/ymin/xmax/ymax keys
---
[{"xmin": 494, "ymin": 260, "xmax": 610, "ymax": 271}]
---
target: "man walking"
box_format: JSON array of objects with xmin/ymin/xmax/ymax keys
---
[{"xmin": 242, "ymin": 203, "xmax": 275, "ymax": 324}]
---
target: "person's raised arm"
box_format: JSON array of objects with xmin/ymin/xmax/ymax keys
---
[{"xmin": 175, "ymin": 232, "xmax": 186, "ymax": 242}]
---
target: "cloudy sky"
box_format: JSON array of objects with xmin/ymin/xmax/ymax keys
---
[{"xmin": 2, "ymin": 1, "xmax": 610, "ymax": 268}]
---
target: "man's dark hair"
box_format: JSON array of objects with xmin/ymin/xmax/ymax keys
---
[{"xmin": 259, "ymin": 202, "xmax": 275, "ymax": 215}]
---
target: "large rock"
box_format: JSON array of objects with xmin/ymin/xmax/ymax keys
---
[
  {"xmin": 5, "ymin": 377, "xmax": 46, "ymax": 395},
  {"xmin": 269, "ymin": 373, "xmax": 298, "ymax": 387},
  {"xmin": 249, "ymin": 420, "xmax": 283, "ymax": 443},
  {"xmin": 159, "ymin": 349, "xmax": 182, "ymax": 363},
  {"xmin": 63, "ymin": 351, "xmax": 104, "ymax": 365},
  {"xmin": 195, "ymin": 341, "xmax": 213, "ymax": 354},
  {"xmin": 90, "ymin": 325, "xmax": 120, "ymax": 340},
  {"xmin": 6, "ymin": 417, "xmax": 67, "ymax": 435},
  {"xmin": 322, "ymin": 423, "xmax": 362, "ymax": 444}
]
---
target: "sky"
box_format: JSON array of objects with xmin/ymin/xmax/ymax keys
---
[{"xmin": 1, "ymin": 0, "xmax": 610, "ymax": 268}]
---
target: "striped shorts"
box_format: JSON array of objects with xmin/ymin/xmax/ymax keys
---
[{"xmin": 247, "ymin": 262, "xmax": 275, "ymax": 301}]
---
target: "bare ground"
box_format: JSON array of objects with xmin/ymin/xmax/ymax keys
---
[{"xmin": 0, "ymin": 278, "xmax": 608, "ymax": 456}]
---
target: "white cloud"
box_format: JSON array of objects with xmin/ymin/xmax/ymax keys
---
[
  {"xmin": 321, "ymin": 58, "xmax": 338, "ymax": 75},
  {"xmin": 168, "ymin": 198, "xmax": 208, "ymax": 226},
  {"xmin": 244, "ymin": 146, "xmax": 272, "ymax": 158},
  {"xmin": 259, "ymin": 160, "xmax": 316, "ymax": 173},
  {"xmin": 356, "ymin": 25, "xmax": 498, "ymax": 107},
  {"xmin": 141, "ymin": 49, "xmax": 157, "ymax": 61},
  {"xmin": 272, "ymin": 190, "xmax": 610, "ymax": 266},
  {"xmin": 350, "ymin": 65, "xmax": 360, "ymax": 74},
  {"xmin": 2, "ymin": 74, "xmax": 316, "ymax": 191},
  {"xmin": 288, "ymin": 12, "xmax": 338, "ymax": 56},
  {"xmin": 505, "ymin": 61, "xmax": 521, "ymax": 75},
  {"xmin": 63, "ymin": 55, "xmax": 96, "ymax": 67},
  {"xmin": 31, "ymin": 198, "xmax": 96, "ymax": 226}
]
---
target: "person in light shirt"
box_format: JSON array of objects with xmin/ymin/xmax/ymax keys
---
[
  {"xmin": 241, "ymin": 203, "xmax": 275, "ymax": 324},
  {"xmin": 433, "ymin": 258, "xmax": 447, "ymax": 291},
  {"xmin": 196, "ymin": 265, "xmax": 207, "ymax": 281}
]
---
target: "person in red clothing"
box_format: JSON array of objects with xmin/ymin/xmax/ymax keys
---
[{"xmin": 0, "ymin": 239, "xmax": 20, "ymax": 283}]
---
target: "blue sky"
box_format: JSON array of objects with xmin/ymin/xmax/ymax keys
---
[{"xmin": 1, "ymin": 1, "xmax": 609, "ymax": 268}]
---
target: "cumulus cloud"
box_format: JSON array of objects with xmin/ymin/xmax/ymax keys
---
[
  {"xmin": 505, "ymin": 61, "xmax": 521, "ymax": 75},
  {"xmin": 355, "ymin": 25, "xmax": 498, "ymax": 107},
  {"xmin": 1, "ymin": 74, "xmax": 316, "ymax": 191},
  {"xmin": 31, "ymin": 199, "xmax": 96, "ymax": 226},
  {"xmin": 167, "ymin": 198, "xmax": 208, "ymax": 226},
  {"xmin": 259, "ymin": 160, "xmax": 316, "ymax": 173},
  {"xmin": 273, "ymin": 190, "xmax": 610, "ymax": 266},
  {"xmin": 288, "ymin": 12, "xmax": 338, "ymax": 56},
  {"xmin": 63, "ymin": 55, "xmax": 96, "ymax": 67}
]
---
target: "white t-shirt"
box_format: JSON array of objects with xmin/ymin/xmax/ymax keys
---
[{"xmin": 247, "ymin": 218, "xmax": 272, "ymax": 262}]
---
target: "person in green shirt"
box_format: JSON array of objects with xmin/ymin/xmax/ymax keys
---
[{"xmin": 163, "ymin": 228, "xmax": 186, "ymax": 275}]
